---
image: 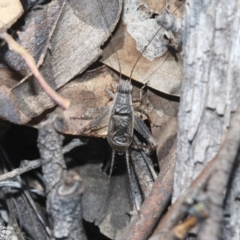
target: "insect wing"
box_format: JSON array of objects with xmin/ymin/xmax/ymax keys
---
[{"xmin": 107, "ymin": 110, "xmax": 134, "ymax": 152}]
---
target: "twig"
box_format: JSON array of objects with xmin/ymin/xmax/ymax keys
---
[
  {"xmin": 0, "ymin": 32, "xmax": 70, "ymax": 109},
  {"xmin": 153, "ymin": 158, "xmax": 216, "ymax": 234},
  {"xmin": 0, "ymin": 181, "xmax": 21, "ymax": 188},
  {"xmin": 0, "ymin": 138, "xmax": 86, "ymax": 182},
  {"xmin": 121, "ymin": 141, "xmax": 176, "ymax": 240}
]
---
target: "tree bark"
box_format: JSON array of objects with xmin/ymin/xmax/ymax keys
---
[{"xmin": 174, "ymin": 0, "xmax": 240, "ymax": 239}]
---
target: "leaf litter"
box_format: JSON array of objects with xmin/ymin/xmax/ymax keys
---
[
  {"xmin": 101, "ymin": 0, "xmax": 184, "ymax": 96},
  {"xmin": 0, "ymin": 0, "xmax": 183, "ymax": 239}
]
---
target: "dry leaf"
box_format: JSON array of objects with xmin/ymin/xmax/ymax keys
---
[
  {"xmin": 146, "ymin": 89, "xmax": 179, "ymax": 164},
  {"xmin": 0, "ymin": 86, "xmax": 22, "ymax": 123},
  {"xmin": 0, "ymin": 0, "xmax": 122, "ymax": 124},
  {"xmin": 101, "ymin": 0, "xmax": 184, "ymax": 96},
  {"xmin": 0, "ymin": 0, "xmax": 23, "ymax": 33}
]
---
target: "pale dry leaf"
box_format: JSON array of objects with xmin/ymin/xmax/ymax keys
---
[
  {"xmin": 0, "ymin": 0, "xmax": 23, "ymax": 33},
  {"xmin": 101, "ymin": 0, "xmax": 184, "ymax": 96}
]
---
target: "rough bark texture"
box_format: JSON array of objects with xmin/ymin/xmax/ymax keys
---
[
  {"xmin": 174, "ymin": 0, "xmax": 240, "ymax": 239},
  {"xmin": 38, "ymin": 115, "xmax": 86, "ymax": 240}
]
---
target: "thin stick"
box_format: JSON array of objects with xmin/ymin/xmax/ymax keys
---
[
  {"xmin": 0, "ymin": 32, "xmax": 70, "ymax": 110},
  {"xmin": 0, "ymin": 138, "xmax": 86, "ymax": 182}
]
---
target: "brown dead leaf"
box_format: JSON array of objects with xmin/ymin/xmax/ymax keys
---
[
  {"xmin": 146, "ymin": 89, "xmax": 178, "ymax": 165},
  {"xmin": 0, "ymin": 0, "xmax": 23, "ymax": 33},
  {"xmin": 1, "ymin": 31, "xmax": 70, "ymax": 109},
  {"xmin": 0, "ymin": 85, "xmax": 22, "ymax": 123},
  {"xmin": 0, "ymin": 65, "xmax": 22, "ymax": 89},
  {"xmin": 0, "ymin": 0, "xmax": 122, "ymax": 124},
  {"xmin": 101, "ymin": 0, "xmax": 184, "ymax": 96}
]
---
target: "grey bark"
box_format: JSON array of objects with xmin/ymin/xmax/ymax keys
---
[
  {"xmin": 38, "ymin": 115, "xmax": 86, "ymax": 240},
  {"xmin": 174, "ymin": 0, "xmax": 240, "ymax": 239},
  {"xmin": 0, "ymin": 218, "xmax": 11, "ymax": 240}
]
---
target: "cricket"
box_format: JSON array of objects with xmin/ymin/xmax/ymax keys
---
[{"xmin": 79, "ymin": 78, "xmax": 157, "ymax": 192}]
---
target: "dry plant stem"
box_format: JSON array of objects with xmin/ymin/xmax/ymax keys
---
[
  {"xmin": 153, "ymin": 106, "xmax": 240, "ymax": 239},
  {"xmin": 5, "ymin": 195, "xmax": 25, "ymax": 240},
  {"xmin": 0, "ymin": 138, "xmax": 85, "ymax": 182},
  {"xmin": 38, "ymin": 115, "xmax": 86, "ymax": 239},
  {"xmin": 0, "ymin": 32, "xmax": 70, "ymax": 109},
  {"xmin": 122, "ymin": 142, "xmax": 176, "ymax": 240},
  {"xmin": 151, "ymin": 216, "xmax": 198, "ymax": 240},
  {"xmin": 173, "ymin": 216, "xmax": 198, "ymax": 239}
]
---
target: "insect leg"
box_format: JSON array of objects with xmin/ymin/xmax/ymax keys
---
[
  {"xmin": 105, "ymin": 89, "xmax": 115, "ymax": 99},
  {"xmin": 108, "ymin": 150, "xmax": 116, "ymax": 184},
  {"xmin": 129, "ymin": 163, "xmax": 143, "ymax": 211},
  {"xmin": 132, "ymin": 135, "xmax": 157, "ymax": 180},
  {"xmin": 125, "ymin": 149, "xmax": 142, "ymax": 211},
  {"xmin": 134, "ymin": 114, "xmax": 157, "ymax": 150},
  {"xmin": 134, "ymin": 108, "xmax": 150, "ymax": 120},
  {"xmin": 98, "ymin": 150, "xmax": 116, "ymax": 214},
  {"xmin": 79, "ymin": 107, "xmax": 110, "ymax": 134}
]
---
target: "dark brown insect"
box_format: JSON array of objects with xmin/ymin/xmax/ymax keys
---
[{"xmin": 79, "ymin": 79, "xmax": 157, "ymax": 211}]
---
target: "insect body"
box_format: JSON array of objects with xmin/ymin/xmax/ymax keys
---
[
  {"xmin": 80, "ymin": 79, "xmax": 157, "ymax": 210},
  {"xmin": 107, "ymin": 80, "xmax": 134, "ymax": 154}
]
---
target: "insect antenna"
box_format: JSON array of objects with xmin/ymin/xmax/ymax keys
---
[
  {"xmin": 96, "ymin": 0, "xmax": 122, "ymax": 80},
  {"xmin": 97, "ymin": 150, "xmax": 116, "ymax": 214},
  {"xmin": 125, "ymin": 149, "xmax": 142, "ymax": 212},
  {"xmin": 129, "ymin": 27, "xmax": 165, "ymax": 82}
]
